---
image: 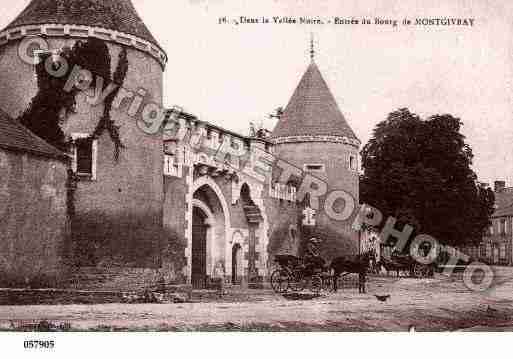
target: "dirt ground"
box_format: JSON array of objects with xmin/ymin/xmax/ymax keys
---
[{"xmin": 1, "ymin": 267, "xmax": 512, "ymax": 332}]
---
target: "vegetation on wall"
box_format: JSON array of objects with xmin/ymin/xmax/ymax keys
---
[
  {"xmin": 92, "ymin": 46, "xmax": 128, "ymax": 161},
  {"xmin": 17, "ymin": 38, "xmax": 128, "ymax": 159}
]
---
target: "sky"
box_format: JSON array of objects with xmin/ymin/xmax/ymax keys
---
[{"xmin": 1, "ymin": 0, "xmax": 513, "ymax": 186}]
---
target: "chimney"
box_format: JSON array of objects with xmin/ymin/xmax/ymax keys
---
[{"xmin": 494, "ymin": 180, "xmax": 506, "ymax": 193}]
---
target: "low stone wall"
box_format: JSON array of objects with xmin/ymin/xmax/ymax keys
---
[
  {"xmin": 66, "ymin": 266, "xmax": 191, "ymax": 294},
  {"xmin": 0, "ymin": 288, "xmax": 125, "ymax": 306}
]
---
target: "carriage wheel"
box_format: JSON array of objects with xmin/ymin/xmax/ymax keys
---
[
  {"xmin": 412, "ymin": 263, "xmax": 428, "ymax": 278},
  {"xmin": 323, "ymin": 276, "xmax": 335, "ymax": 292},
  {"xmin": 311, "ymin": 275, "xmax": 322, "ymax": 295},
  {"xmin": 289, "ymin": 269, "xmax": 306, "ymax": 292},
  {"xmin": 420, "ymin": 265, "xmax": 432, "ymax": 278},
  {"xmin": 270, "ymin": 269, "xmax": 290, "ymax": 293}
]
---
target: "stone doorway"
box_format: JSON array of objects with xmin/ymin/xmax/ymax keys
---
[
  {"xmin": 232, "ymin": 243, "xmax": 243, "ymax": 285},
  {"xmin": 192, "ymin": 207, "xmax": 209, "ymax": 289},
  {"xmin": 189, "ymin": 180, "xmax": 229, "ymax": 288}
]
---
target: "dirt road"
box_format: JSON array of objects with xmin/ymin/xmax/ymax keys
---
[{"xmin": 1, "ymin": 268, "xmax": 512, "ymax": 331}]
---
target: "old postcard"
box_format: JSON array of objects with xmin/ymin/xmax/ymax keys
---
[{"xmin": 0, "ymin": 0, "xmax": 512, "ymax": 356}]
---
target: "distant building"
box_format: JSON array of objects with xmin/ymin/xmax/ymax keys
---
[
  {"xmin": 0, "ymin": 0, "xmax": 361, "ymax": 290},
  {"xmin": 462, "ymin": 181, "xmax": 513, "ymax": 265}
]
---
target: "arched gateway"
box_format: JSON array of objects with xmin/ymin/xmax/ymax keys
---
[{"xmin": 189, "ymin": 178, "xmax": 230, "ymax": 289}]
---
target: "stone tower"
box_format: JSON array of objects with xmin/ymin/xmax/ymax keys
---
[
  {"xmin": 271, "ymin": 53, "xmax": 361, "ymax": 259},
  {"xmin": 0, "ymin": 0, "xmax": 168, "ymax": 283}
]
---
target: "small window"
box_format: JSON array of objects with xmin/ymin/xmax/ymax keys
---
[
  {"xmin": 164, "ymin": 154, "xmax": 174, "ymax": 176},
  {"xmin": 76, "ymin": 138, "xmax": 93, "ymax": 175},
  {"xmin": 500, "ymin": 243, "xmax": 507, "ymax": 259},
  {"xmin": 486, "ymin": 243, "xmax": 492, "ymax": 258},
  {"xmin": 500, "ymin": 218, "xmax": 507, "ymax": 235},
  {"xmin": 72, "ymin": 134, "xmax": 97, "ymax": 180},
  {"xmin": 34, "ymin": 49, "xmax": 52, "ymax": 65},
  {"xmin": 164, "ymin": 154, "xmax": 182, "ymax": 178},
  {"xmin": 349, "ymin": 155, "xmax": 358, "ymax": 171},
  {"xmin": 33, "ymin": 50, "xmax": 54, "ymax": 80},
  {"xmin": 303, "ymin": 163, "xmax": 325, "ymax": 173}
]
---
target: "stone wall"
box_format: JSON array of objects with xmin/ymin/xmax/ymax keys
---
[
  {"xmin": 273, "ymin": 141, "xmax": 360, "ymax": 259},
  {"xmin": 263, "ymin": 194, "xmax": 301, "ymax": 272},
  {"xmin": 0, "ymin": 42, "xmax": 39, "ymax": 119},
  {"xmin": 59, "ymin": 40, "xmax": 164, "ymax": 269},
  {"xmin": 0, "ymin": 36, "xmax": 165, "ymax": 272},
  {"xmin": 162, "ymin": 171, "xmax": 189, "ymax": 282},
  {"xmin": 0, "ymin": 149, "xmax": 69, "ymax": 287}
]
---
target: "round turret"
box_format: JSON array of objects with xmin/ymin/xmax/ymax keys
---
[
  {"xmin": 271, "ymin": 60, "xmax": 361, "ymax": 259},
  {"xmin": 0, "ymin": 0, "xmax": 168, "ymax": 271}
]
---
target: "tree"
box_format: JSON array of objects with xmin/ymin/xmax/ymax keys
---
[{"xmin": 360, "ymin": 108, "xmax": 495, "ymax": 248}]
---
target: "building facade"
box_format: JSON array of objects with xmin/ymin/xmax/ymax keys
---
[
  {"xmin": 0, "ymin": 0, "xmax": 361, "ymax": 290},
  {"xmin": 462, "ymin": 181, "xmax": 513, "ymax": 266}
]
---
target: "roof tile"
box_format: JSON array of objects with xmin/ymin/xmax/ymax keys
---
[
  {"xmin": 0, "ymin": 109, "xmax": 67, "ymax": 160},
  {"xmin": 493, "ymin": 188, "xmax": 513, "ymax": 217},
  {"xmin": 2, "ymin": 0, "xmax": 162, "ymax": 50},
  {"xmin": 271, "ymin": 61, "xmax": 358, "ymax": 141}
]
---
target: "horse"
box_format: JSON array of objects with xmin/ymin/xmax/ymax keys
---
[{"xmin": 329, "ymin": 251, "xmax": 373, "ymax": 293}]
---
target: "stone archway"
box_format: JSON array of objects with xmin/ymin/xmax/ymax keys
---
[{"xmin": 189, "ymin": 178, "xmax": 230, "ymax": 287}]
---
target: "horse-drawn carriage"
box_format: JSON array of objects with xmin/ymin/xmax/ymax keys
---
[
  {"xmin": 269, "ymin": 254, "xmax": 331, "ymax": 294},
  {"xmin": 379, "ymin": 252, "xmax": 435, "ymax": 278},
  {"xmin": 270, "ymin": 250, "xmax": 374, "ymax": 295}
]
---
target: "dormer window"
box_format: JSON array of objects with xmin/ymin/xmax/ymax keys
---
[{"xmin": 304, "ymin": 163, "xmax": 325, "ymax": 173}]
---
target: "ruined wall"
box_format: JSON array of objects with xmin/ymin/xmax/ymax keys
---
[{"xmin": 0, "ymin": 149, "xmax": 69, "ymax": 287}]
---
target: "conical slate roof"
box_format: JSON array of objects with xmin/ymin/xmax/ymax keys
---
[
  {"xmin": 272, "ymin": 61, "xmax": 358, "ymax": 141},
  {"xmin": 3, "ymin": 0, "xmax": 161, "ymax": 49}
]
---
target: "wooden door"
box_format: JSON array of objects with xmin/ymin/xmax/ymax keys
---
[
  {"xmin": 232, "ymin": 244, "xmax": 242, "ymax": 285},
  {"xmin": 192, "ymin": 208, "xmax": 207, "ymax": 289}
]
